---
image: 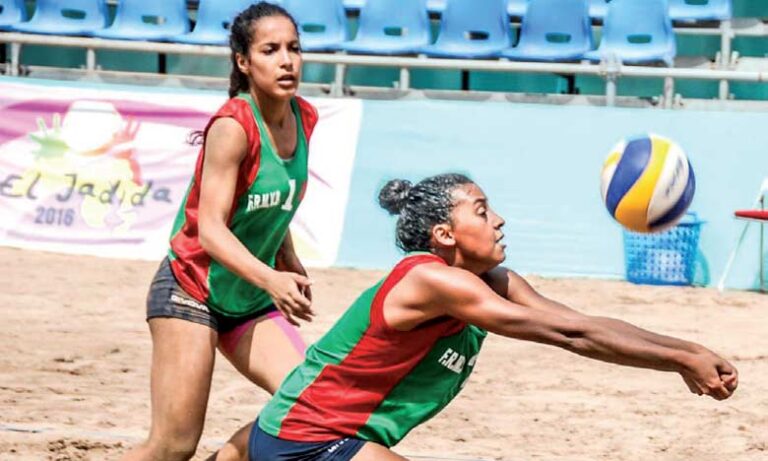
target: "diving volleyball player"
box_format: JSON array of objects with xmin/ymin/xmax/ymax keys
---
[{"xmin": 248, "ymin": 173, "xmax": 738, "ymax": 461}]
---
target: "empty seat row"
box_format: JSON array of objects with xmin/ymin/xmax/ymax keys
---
[
  {"xmin": 590, "ymin": 0, "xmax": 731, "ymax": 21},
  {"xmin": 342, "ymin": 0, "xmax": 530, "ymax": 18},
  {"xmin": 299, "ymin": 0, "xmax": 676, "ymax": 66},
  {"xmin": 343, "ymin": 0, "xmax": 732, "ymax": 21},
  {"xmin": 0, "ymin": 0, "xmax": 727, "ymax": 66},
  {"xmin": 0, "ymin": 0, "xmax": 246, "ymax": 43}
]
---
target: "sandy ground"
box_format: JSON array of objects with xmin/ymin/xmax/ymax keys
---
[{"xmin": 0, "ymin": 246, "xmax": 767, "ymax": 461}]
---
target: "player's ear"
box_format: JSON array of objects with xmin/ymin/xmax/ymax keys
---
[
  {"xmin": 431, "ymin": 223, "xmax": 455, "ymax": 248},
  {"xmin": 235, "ymin": 52, "xmax": 250, "ymax": 76}
]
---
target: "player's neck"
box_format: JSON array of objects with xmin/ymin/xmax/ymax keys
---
[
  {"xmin": 435, "ymin": 248, "xmax": 491, "ymax": 275},
  {"xmin": 250, "ymin": 89, "xmax": 291, "ymax": 126}
]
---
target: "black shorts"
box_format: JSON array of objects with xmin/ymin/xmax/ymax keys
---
[
  {"xmin": 249, "ymin": 420, "xmax": 366, "ymax": 461},
  {"xmin": 146, "ymin": 257, "xmax": 276, "ymax": 333}
]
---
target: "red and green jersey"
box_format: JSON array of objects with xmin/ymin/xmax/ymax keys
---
[
  {"xmin": 258, "ymin": 253, "xmax": 487, "ymax": 447},
  {"xmin": 168, "ymin": 94, "xmax": 318, "ymax": 317}
]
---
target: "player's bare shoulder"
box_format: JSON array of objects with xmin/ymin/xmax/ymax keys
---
[{"xmin": 407, "ymin": 261, "xmax": 489, "ymax": 307}]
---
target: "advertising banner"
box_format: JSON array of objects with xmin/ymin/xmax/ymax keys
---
[{"xmin": 0, "ymin": 79, "xmax": 361, "ymax": 266}]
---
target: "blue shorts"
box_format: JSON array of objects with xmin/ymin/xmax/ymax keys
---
[{"xmin": 249, "ymin": 420, "xmax": 366, "ymax": 461}]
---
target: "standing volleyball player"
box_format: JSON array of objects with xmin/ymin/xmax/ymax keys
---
[
  {"xmin": 121, "ymin": 3, "xmax": 316, "ymax": 461},
  {"xmin": 248, "ymin": 173, "xmax": 738, "ymax": 461}
]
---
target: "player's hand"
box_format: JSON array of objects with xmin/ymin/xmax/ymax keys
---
[
  {"xmin": 275, "ymin": 250, "xmax": 312, "ymax": 303},
  {"xmin": 680, "ymin": 351, "xmax": 738, "ymax": 401},
  {"xmin": 265, "ymin": 270, "xmax": 314, "ymax": 326}
]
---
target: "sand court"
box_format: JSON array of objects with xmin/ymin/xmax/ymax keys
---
[{"xmin": 0, "ymin": 246, "xmax": 766, "ymax": 460}]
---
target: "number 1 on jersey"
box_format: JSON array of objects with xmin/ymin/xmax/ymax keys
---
[{"xmin": 281, "ymin": 179, "xmax": 296, "ymax": 211}]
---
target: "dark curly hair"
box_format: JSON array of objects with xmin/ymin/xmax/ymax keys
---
[{"xmin": 378, "ymin": 173, "xmax": 473, "ymax": 253}]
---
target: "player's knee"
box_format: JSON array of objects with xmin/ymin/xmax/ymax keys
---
[{"xmin": 146, "ymin": 433, "xmax": 200, "ymax": 461}]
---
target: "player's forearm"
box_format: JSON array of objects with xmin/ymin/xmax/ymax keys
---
[
  {"xmin": 278, "ymin": 230, "xmax": 294, "ymax": 252},
  {"xmin": 277, "ymin": 230, "xmax": 298, "ymax": 262},
  {"xmin": 595, "ymin": 317, "xmax": 705, "ymax": 355},
  {"xmin": 199, "ymin": 220, "xmax": 275, "ymax": 289},
  {"xmin": 563, "ymin": 316, "xmax": 692, "ymax": 373},
  {"xmin": 276, "ymin": 231, "xmax": 307, "ymax": 273},
  {"xmin": 488, "ymin": 307, "xmax": 684, "ymax": 372},
  {"xmin": 524, "ymin": 297, "xmax": 585, "ymax": 321}
]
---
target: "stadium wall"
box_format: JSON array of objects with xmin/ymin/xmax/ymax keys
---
[
  {"xmin": 0, "ymin": 77, "xmax": 765, "ymax": 290},
  {"xmin": 339, "ymin": 98, "xmax": 768, "ymax": 292}
]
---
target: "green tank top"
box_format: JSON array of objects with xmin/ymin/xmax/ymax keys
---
[
  {"xmin": 258, "ymin": 254, "xmax": 488, "ymax": 446},
  {"xmin": 168, "ymin": 94, "xmax": 310, "ymax": 317}
]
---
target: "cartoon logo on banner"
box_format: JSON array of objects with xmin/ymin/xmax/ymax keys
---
[
  {"xmin": 7, "ymin": 102, "xmax": 167, "ymax": 232},
  {"xmin": 0, "ymin": 98, "xmax": 209, "ymax": 253},
  {"xmin": 0, "ymin": 85, "xmax": 362, "ymax": 264}
]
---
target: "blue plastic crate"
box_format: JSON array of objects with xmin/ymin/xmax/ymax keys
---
[{"xmin": 623, "ymin": 213, "xmax": 703, "ymax": 286}]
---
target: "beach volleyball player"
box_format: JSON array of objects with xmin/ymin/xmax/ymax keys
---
[
  {"xmin": 248, "ymin": 173, "xmax": 738, "ymax": 461},
  {"xmin": 121, "ymin": 3, "xmax": 316, "ymax": 460}
]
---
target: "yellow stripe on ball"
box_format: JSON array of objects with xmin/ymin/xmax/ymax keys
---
[{"xmin": 614, "ymin": 137, "xmax": 671, "ymax": 232}]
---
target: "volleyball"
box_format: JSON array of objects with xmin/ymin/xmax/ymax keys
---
[{"xmin": 600, "ymin": 134, "xmax": 695, "ymax": 233}]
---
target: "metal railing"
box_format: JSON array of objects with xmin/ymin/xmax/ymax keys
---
[{"xmin": 2, "ymin": 19, "xmax": 768, "ymax": 108}]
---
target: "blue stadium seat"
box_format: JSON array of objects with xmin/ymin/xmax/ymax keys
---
[
  {"xmin": 427, "ymin": 0, "xmax": 447, "ymax": 14},
  {"xmin": 507, "ymin": 0, "xmax": 529, "ymax": 18},
  {"xmin": 283, "ymin": 0, "xmax": 347, "ymax": 52},
  {"xmin": 0, "ymin": 0, "xmax": 26, "ymax": 30},
  {"xmin": 340, "ymin": 0, "xmax": 430, "ymax": 55},
  {"xmin": 420, "ymin": 0, "xmax": 512, "ymax": 58},
  {"xmin": 669, "ymin": 0, "xmax": 731, "ymax": 21},
  {"xmin": 172, "ymin": 0, "xmax": 251, "ymax": 45},
  {"xmin": 584, "ymin": 0, "xmax": 676, "ymax": 66},
  {"xmin": 10, "ymin": 0, "xmax": 107, "ymax": 36},
  {"xmin": 588, "ymin": 0, "xmax": 612, "ymax": 20},
  {"xmin": 344, "ymin": 0, "xmax": 445, "ymax": 15},
  {"xmin": 343, "ymin": 0, "xmax": 366, "ymax": 10},
  {"xmin": 502, "ymin": 0, "xmax": 593, "ymax": 62},
  {"xmin": 91, "ymin": 0, "xmax": 189, "ymax": 41}
]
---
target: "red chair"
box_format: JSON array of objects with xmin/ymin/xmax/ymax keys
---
[{"xmin": 718, "ymin": 178, "xmax": 768, "ymax": 292}]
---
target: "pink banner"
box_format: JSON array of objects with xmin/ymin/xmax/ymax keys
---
[
  {"xmin": 0, "ymin": 82, "xmax": 215, "ymax": 258},
  {"xmin": 0, "ymin": 80, "xmax": 362, "ymax": 264}
]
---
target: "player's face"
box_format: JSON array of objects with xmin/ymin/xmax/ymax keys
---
[
  {"xmin": 448, "ymin": 183, "xmax": 506, "ymax": 272},
  {"xmin": 238, "ymin": 16, "xmax": 302, "ymax": 101}
]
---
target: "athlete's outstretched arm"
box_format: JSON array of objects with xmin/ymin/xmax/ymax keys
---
[
  {"xmin": 485, "ymin": 267, "xmax": 710, "ymax": 355},
  {"xmin": 485, "ymin": 265, "xmax": 673, "ymax": 361},
  {"xmin": 482, "ymin": 267, "xmax": 584, "ymax": 320},
  {"xmin": 197, "ymin": 118, "xmax": 313, "ymax": 325},
  {"xmin": 412, "ymin": 264, "xmax": 738, "ymax": 400}
]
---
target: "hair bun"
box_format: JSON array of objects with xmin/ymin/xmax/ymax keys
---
[{"xmin": 378, "ymin": 179, "xmax": 412, "ymax": 215}]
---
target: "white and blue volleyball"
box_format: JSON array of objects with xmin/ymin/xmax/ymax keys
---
[{"xmin": 600, "ymin": 134, "xmax": 695, "ymax": 233}]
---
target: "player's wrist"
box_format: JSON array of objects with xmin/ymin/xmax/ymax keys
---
[
  {"xmin": 674, "ymin": 349, "xmax": 702, "ymax": 374},
  {"xmin": 250, "ymin": 264, "xmax": 280, "ymax": 290}
]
